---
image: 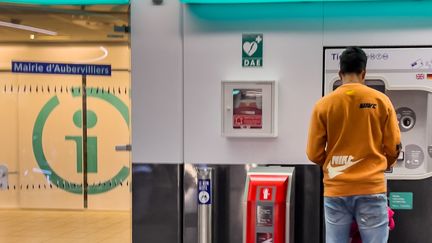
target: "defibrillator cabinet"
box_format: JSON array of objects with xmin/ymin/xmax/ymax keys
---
[{"xmin": 222, "ymin": 81, "xmax": 277, "ymax": 138}]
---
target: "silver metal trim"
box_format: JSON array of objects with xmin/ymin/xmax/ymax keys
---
[
  {"xmin": 197, "ymin": 167, "xmax": 213, "ymax": 243},
  {"xmin": 115, "ymin": 144, "xmax": 132, "ymax": 151},
  {"xmin": 386, "ymin": 172, "xmax": 432, "ymax": 180},
  {"xmin": 243, "ymin": 174, "xmax": 250, "ymax": 243}
]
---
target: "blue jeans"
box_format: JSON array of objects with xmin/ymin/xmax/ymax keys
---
[{"xmin": 324, "ymin": 194, "xmax": 389, "ymax": 243}]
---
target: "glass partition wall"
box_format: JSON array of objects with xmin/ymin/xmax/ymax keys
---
[{"xmin": 0, "ymin": 4, "xmax": 131, "ymax": 242}]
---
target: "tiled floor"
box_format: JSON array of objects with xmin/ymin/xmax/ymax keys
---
[{"xmin": 0, "ymin": 210, "xmax": 131, "ymax": 243}]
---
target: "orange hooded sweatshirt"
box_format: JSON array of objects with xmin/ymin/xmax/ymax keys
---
[{"xmin": 307, "ymin": 83, "xmax": 401, "ymax": 197}]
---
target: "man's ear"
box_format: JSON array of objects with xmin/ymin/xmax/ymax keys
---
[
  {"xmin": 339, "ymin": 71, "xmax": 343, "ymax": 80},
  {"xmin": 361, "ymin": 70, "xmax": 366, "ymax": 80}
]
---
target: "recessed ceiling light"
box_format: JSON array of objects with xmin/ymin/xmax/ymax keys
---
[{"xmin": 30, "ymin": 34, "xmax": 35, "ymax": 39}]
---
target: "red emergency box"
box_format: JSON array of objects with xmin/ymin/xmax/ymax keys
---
[{"xmin": 243, "ymin": 167, "xmax": 295, "ymax": 243}]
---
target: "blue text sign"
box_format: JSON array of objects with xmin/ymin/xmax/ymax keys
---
[
  {"xmin": 198, "ymin": 179, "xmax": 211, "ymax": 205},
  {"xmin": 12, "ymin": 61, "xmax": 111, "ymax": 76}
]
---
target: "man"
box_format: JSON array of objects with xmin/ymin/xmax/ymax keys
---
[{"xmin": 307, "ymin": 47, "xmax": 401, "ymax": 243}]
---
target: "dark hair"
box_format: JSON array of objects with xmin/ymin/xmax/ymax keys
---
[{"xmin": 339, "ymin": 47, "xmax": 367, "ymax": 74}]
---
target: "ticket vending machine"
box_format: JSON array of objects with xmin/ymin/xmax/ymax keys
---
[
  {"xmin": 324, "ymin": 47, "xmax": 432, "ymax": 242},
  {"xmin": 324, "ymin": 47, "xmax": 432, "ymax": 179},
  {"xmin": 243, "ymin": 166, "xmax": 295, "ymax": 243}
]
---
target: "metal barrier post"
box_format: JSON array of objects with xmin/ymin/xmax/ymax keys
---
[{"xmin": 197, "ymin": 167, "xmax": 213, "ymax": 243}]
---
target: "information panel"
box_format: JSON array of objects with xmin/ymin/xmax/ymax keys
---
[{"xmin": 390, "ymin": 192, "xmax": 413, "ymax": 210}]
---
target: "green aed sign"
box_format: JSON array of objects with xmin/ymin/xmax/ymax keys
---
[
  {"xmin": 389, "ymin": 192, "xmax": 413, "ymax": 210},
  {"xmin": 242, "ymin": 33, "xmax": 263, "ymax": 68}
]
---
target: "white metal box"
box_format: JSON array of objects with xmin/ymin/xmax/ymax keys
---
[{"xmin": 221, "ymin": 81, "xmax": 277, "ymax": 138}]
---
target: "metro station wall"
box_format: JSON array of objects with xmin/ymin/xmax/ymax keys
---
[
  {"xmin": 181, "ymin": 1, "xmax": 432, "ymax": 165},
  {"xmin": 183, "ymin": 3, "xmax": 323, "ymax": 165},
  {"xmin": 130, "ymin": 0, "xmax": 432, "ymax": 165},
  {"xmin": 0, "ymin": 44, "xmax": 131, "ymax": 210},
  {"xmin": 131, "ymin": 0, "xmax": 184, "ymax": 164},
  {"xmin": 322, "ymin": 1, "xmax": 432, "ymax": 47},
  {"xmin": 127, "ymin": 3, "xmax": 432, "ymax": 243},
  {"xmin": 129, "ymin": 2, "xmax": 432, "ymax": 243}
]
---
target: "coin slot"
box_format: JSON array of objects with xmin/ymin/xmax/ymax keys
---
[{"xmin": 400, "ymin": 116, "xmax": 414, "ymax": 130}]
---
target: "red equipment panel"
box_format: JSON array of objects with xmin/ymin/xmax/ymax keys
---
[{"xmin": 246, "ymin": 175, "xmax": 289, "ymax": 243}]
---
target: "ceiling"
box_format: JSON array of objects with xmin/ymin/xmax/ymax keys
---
[{"xmin": 0, "ymin": 3, "xmax": 129, "ymax": 42}]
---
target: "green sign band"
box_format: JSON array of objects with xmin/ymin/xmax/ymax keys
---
[{"xmin": 181, "ymin": 0, "xmax": 390, "ymax": 3}]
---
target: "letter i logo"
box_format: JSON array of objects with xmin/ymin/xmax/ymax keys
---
[
  {"xmin": 33, "ymin": 87, "xmax": 130, "ymax": 194},
  {"xmin": 65, "ymin": 110, "xmax": 98, "ymax": 173}
]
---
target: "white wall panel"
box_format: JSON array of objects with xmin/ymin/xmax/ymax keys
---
[
  {"xmin": 131, "ymin": 0, "xmax": 184, "ymax": 163},
  {"xmin": 131, "ymin": 1, "xmax": 432, "ymax": 166},
  {"xmin": 183, "ymin": 3, "xmax": 323, "ymax": 164},
  {"xmin": 323, "ymin": 1, "xmax": 432, "ymax": 46}
]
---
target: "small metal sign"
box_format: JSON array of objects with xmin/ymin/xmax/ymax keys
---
[
  {"xmin": 242, "ymin": 34, "xmax": 263, "ymax": 68},
  {"xmin": 198, "ymin": 179, "xmax": 211, "ymax": 205}
]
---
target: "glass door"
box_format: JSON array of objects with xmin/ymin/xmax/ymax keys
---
[
  {"xmin": 86, "ymin": 71, "xmax": 131, "ymax": 210},
  {"xmin": 0, "ymin": 4, "xmax": 130, "ymax": 242},
  {"xmin": 17, "ymin": 73, "xmax": 85, "ymax": 209},
  {"xmin": 0, "ymin": 73, "xmax": 19, "ymax": 208},
  {"xmin": 3, "ymin": 71, "xmax": 132, "ymax": 210}
]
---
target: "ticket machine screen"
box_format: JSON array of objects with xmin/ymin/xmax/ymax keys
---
[{"xmin": 332, "ymin": 79, "xmax": 386, "ymax": 93}]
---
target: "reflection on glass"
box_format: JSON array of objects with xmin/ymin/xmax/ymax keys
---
[
  {"xmin": 233, "ymin": 89, "xmax": 263, "ymax": 129},
  {"xmin": 257, "ymin": 232, "xmax": 273, "ymax": 243}
]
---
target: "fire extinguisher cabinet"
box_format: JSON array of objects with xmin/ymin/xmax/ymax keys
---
[{"xmin": 243, "ymin": 166, "xmax": 295, "ymax": 243}]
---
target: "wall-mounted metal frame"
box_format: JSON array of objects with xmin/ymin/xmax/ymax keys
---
[{"xmin": 221, "ymin": 80, "xmax": 277, "ymax": 138}]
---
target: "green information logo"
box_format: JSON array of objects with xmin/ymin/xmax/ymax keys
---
[
  {"xmin": 32, "ymin": 87, "xmax": 130, "ymax": 194},
  {"xmin": 66, "ymin": 109, "xmax": 99, "ymax": 174},
  {"xmin": 242, "ymin": 33, "xmax": 263, "ymax": 67}
]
